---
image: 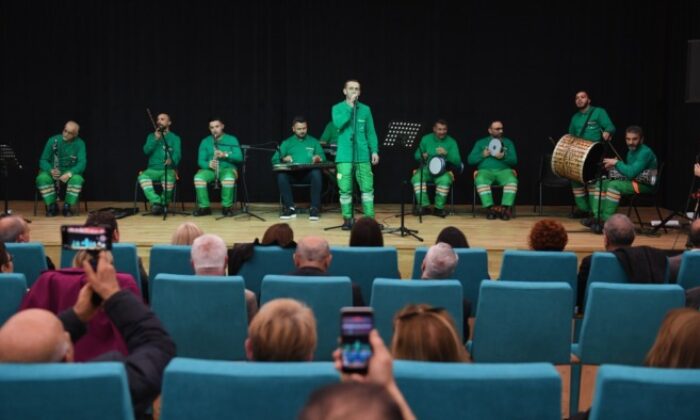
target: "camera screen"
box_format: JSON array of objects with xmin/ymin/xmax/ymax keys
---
[
  {"xmin": 61, "ymin": 225, "xmax": 112, "ymax": 251},
  {"xmin": 341, "ymin": 313, "xmax": 373, "ymax": 370}
]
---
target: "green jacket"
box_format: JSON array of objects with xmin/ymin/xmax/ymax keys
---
[
  {"xmin": 568, "ymin": 106, "xmax": 616, "ymax": 142},
  {"xmin": 39, "ymin": 135, "xmax": 86, "ymax": 175},
  {"xmin": 271, "ymin": 135, "xmax": 326, "ymax": 165},
  {"xmin": 197, "ymin": 134, "xmax": 243, "ymax": 170},
  {"xmin": 332, "ymin": 101, "xmax": 379, "ymax": 163},
  {"xmin": 615, "ymin": 144, "xmax": 657, "ymax": 178},
  {"xmin": 319, "ymin": 121, "xmax": 339, "ymax": 145},
  {"xmin": 414, "ymin": 133, "xmax": 462, "ymax": 168},
  {"xmin": 143, "ymin": 131, "xmax": 182, "ymax": 170},
  {"xmin": 467, "ymin": 137, "xmax": 517, "ymax": 171}
]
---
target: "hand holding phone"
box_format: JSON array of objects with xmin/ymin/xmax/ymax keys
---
[{"xmin": 340, "ymin": 307, "xmax": 374, "ymax": 374}]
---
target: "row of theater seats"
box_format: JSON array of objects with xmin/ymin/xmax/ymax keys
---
[{"xmin": 2, "ymin": 359, "xmax": 700, "ymax": 420}]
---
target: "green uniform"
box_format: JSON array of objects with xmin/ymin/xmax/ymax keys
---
[
  {"xmin": 332, "ymin": 101, "xmax": 379, "ymax": 218},
  {"xmin": 319, "ymin": 121, "xmax": 339, "ymax": 145},
  {"xmin": 568, "ymin": 106, "xmax": 616, "ymax": 211},
  {"xmin": 468, "ymin": 137, "xmax": 518, "ymax": 208},
  {"xmin": 589, "ymin": 144, "xmax": 657, "ymax": 221},
  {"xmin": 36, "ymin": 135, "xmax": 86, "ymax": 206},
  {"xmin": 138, "ymin": 131, "xmax": 182, "ymax": 206},
  {"xmin": 194, "ymin": 134, "xmax": 242, "ymax": 209},
  {"xmin": 272, "ymin": 135, "xmax": 326, "ymax": 211},
  {"xmin": 271, "ymin": 135, "xmax": 326, "ymax": 165},
  {"xmin": 411, "ymin": 133, "xmax": 462, "ymax": 210}
]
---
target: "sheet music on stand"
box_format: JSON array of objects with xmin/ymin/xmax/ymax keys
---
[
  {"xmin": 0, "ymin": 144, "xmax": 23, "ymax": 216},
  {"xmin": 382, "ymin": 121, "xmax": 422, "ymax": 149}
]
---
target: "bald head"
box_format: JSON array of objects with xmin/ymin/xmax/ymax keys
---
[
  {"xmin": 294, "ymin": 236, "xmax": 332, "ymax": 271},
  {"xmin": 62, "ymin": 121, "xmax": 80, "ymax": 141},
  {"xmin": 0, "ymin": 309, "xmax": 72, "ymax": 363},
  {"xmin": 603, "ymin": 214, "xmax": 636, "ymax": 250},
  {"xmin": 0, "ymin": 215, "xmax": 29, "ymax": 242},
  {"xmin": 422, "ymin": 242, "xmax": 458, "ymax": 279}
]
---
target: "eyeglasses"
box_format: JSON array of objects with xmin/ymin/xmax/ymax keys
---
[{"xmin": 397, "ymin": 306, "xmax": 446, "ymax": 321}]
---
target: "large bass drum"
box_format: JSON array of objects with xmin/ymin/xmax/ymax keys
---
[{"xmin": 551, "ymin": 134, "xmax": 604, "ymax": 183}]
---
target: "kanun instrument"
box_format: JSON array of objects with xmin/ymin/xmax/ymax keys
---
[{"xmin": 272, "ymin": 162, "xmax": 336, "ymax": 172}]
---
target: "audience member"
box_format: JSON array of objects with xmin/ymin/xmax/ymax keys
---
[
  {"xmin": 245, "ymin": 298, "xmax": 316, "ymax": 361},
  {"xmin": 349, "ymin": 217, "xmax": 384, "ymax": 247},
  {"xmin": 420, "ymin": 243, "xmax": 471, "ymax": 339},
  {"xmin": 292, "ymin": 236, "xmax": 365, "ymax": 306},
  {"xmin": 435, "ymin": 226, "xmax": 469, "ymax": 248},
  {"xmin": 192, "ymin": 234, "xmax": 258, "ymax": 321},
  {"xmin": 171, "ymin": 222, "xmax": 204, "ymax": 245},
  {"xmin": 0, "ymin": 253, "xmax": 175, "ymax": 418},
  {"xmin": 668, "ymin": 219, "xmax": 700, "ymax": 283},
  {"xmin": 392, "ymin": 303, "xmax": 469, "ymax": 362},
  {"xmin": 528, "ymin": 219, "xmax": 568, "ymax": 251},
  {"xmin": 0, "ymin": 215, "xmax": 55, "ymax": 269},
  {"xmin": 228, "ymin": 223, "xmax": 296, "ymax": 274},
  {"xmin": 646, "ymin": 308, "xmax": 700, "ymax": 368},
  {"xmin": 0, "ymin": 242, "xmax": 13, "ymax": 273}
]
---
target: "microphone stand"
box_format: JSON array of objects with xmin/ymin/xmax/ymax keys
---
[{"xmin": 156, "ymin": 128, "xmax": 189, "ymax": 220}]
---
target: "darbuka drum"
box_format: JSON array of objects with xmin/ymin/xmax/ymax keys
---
[
  {"xmin": 551, "ymin": 134, "xmax": 605, "ymax": 183},
  {"xmin": 428, "ymin": 156, "xmax": 447, "ymax": 176},
  {"xmin": 607, "ymin": 168, "xmax": 658, "ymax": 186}
]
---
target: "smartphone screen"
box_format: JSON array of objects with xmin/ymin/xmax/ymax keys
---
[
  {"xmin": 340, "ymin": 307, "xmax": 374, "ymax": 374},
  {"xmin": 61, "ymin": 225, "xmax": 113, "ymax": 251}
]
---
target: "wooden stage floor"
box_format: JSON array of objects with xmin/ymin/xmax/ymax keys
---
[{"xmin": 14, "ymin": 201, "xmax": 691, "ymax": 279}]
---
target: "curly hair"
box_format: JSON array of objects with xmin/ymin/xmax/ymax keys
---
[{"xmin": 528, "ymin": 219, "xmax": 568, "ymax": 251}]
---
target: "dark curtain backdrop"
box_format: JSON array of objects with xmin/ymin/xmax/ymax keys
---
[{"xmin": 1, "ymin": 0, "xmax": 698, "ymax": 209}]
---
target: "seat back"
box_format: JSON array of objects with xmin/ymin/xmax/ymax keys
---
[
  {"xmin": 471, "ymin": 281, "xmax": 573, "ymax": 363},
  {"xmin": 327, "ymin": 246, "xmax": 400, "ymax": 303},
  {"xmin": 576, "ymin": 283, "xmax": 685, "ymax": 365},
  {"xmin": 260, "ymin": 275, "xmax": 353, "ymax": 361},
  {"xmin": 61, "ymin": 243, "xmax": 142, "ymax": 290},
  {"xmin": 583, "ymin": 252, "xmax": 629, "ymax": 306},
  {"xmin": 151, "ymin": 274, "xmax": 248, "ymax": 360},
  {"xmin": 589, "ymin": 365, "xmax": 700, "ymax": 420},
  {"xmin": 499, "ymin": 250, "xmax": 578, "ymax": 305},
  {"xmin": 394, "ymin": 361, "xmax": 561, "ymax": 420},
  {"xmin": 0, "ymin": 273, "xmax": 27, "ymax": 324},
  {"xmin": 6, "ymin": 242, "xmax": 48, "ymax": 288},
  {"xmin": 370, "ymin": 278, "xmax": 463, "ymax": 345},
  {"xmin": 160, "ymin": 358, "xmax": 337, "ymax": 420},
  {"xmin": 677, "ymin": 251, "xmax": 700, "ymax": 289},
  {"xmin": 411, "ymin": 247, "xmax": 489, "ymax": 316},
  {"xmin": 148, "ymin": 245, "xmax": 193, "ymax": 290},
  {"xmin": 237, "ymin": 246, "xmax": 296, "ymax": 297},
  {"xmin": 0, "ymin": 362, "xmax": 133, "ymax": 420}
]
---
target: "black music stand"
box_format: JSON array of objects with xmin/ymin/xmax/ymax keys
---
[
  {"xmin": 218, "ymin": 144, "xmax": 274, "ymax": 222},
  {"xmin": 382, "ymin": 121, "xmax": 423, "ymax": 241},
  {"xmin": 0, "ymin": 144, "xmax": 23, "ymax": 217},
  {"xmin": 650, "ymin": 166, "xmax": 698, "ymax": 235}
]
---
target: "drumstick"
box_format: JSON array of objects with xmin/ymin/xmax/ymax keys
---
[{"xmin": 607, "ymin": 141, "xmax": 624, "ymax": 160}]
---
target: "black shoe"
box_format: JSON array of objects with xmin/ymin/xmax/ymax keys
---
[
  {"xmin": 434, "ymin": 208, "xmax": 447, "ymax": 218},
  {"xmin": 62, "ymin": 204, "xmax": 74, "ymax": 217},
  {"xmin": 192, "ymin": 207, "xmax": 212, "ymax": 217},
  {"xmin": 580, "ymin": 217, "xmax": 595, "ymax": 228},
  {"xmin": 222, "ymin": 207, "xmax": 234, "ymax": 217},
  {"xmin": 280, "ymin": 207, "xmax": 297, "ymax": 220},
  {"xmin": 309, "ymin": 207, "xmax": 320, "ymax": 221},
  {"xmin": 500, "ymin": 207, "xmax": 512, "ymax": 221},
  {"xmin": 571, "ymin": 208, "xmax": 591, "ymax": 219},
  {"xmin": 486, "ymin": 207, "xmax": 498, "ymax": 220},
  {"xmin": 591, "ymin": 223, "xmax": 604, "ymax": 234},
  {"xmin": 150, "ymin": 204, "xmax": 164, "ymax": 215},
  {"xmin": 341, "ymin": 218, "xmax": 354, "ymax": 231},
  {"xmin": 46, "ymin": 203, "xmax": 58, "ymax": 217}
]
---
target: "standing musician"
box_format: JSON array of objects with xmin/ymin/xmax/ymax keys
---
[
  {"xmin": 272, "ymin": 116, "xmax": 327, "ymax": 221},
  {"xmin": 192, "ymin": 118, "xmax": 242, "ymax": 217},
  {"xmin": 581, "ymin": 125, "xmax": 658, "ymax": 233},
  {"xmin": 568, "ymin": 90, "xmax": 616, "ymax": 218},
  {"xmin": 138, "ymin": 113, "xmax": 181, "ymax": 215},
  {"xmin": 332, "ymin": 79, "xmax": 380, "ymax": 230},
  {"xmin": 36, "ymin": 121, "xmax": 86, "ymax": 217},
  {"xmin": 411, "ymin": 119, "xmax": 462, "ymax": 218},
  {"xmin": 468, "ymin": 121, "xmax": 518, "ymax": 220}
]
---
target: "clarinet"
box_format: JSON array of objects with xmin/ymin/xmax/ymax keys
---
[
  {"xmin": 52, "ymin": 138, "xmax": 61, "ymax": 192},
  {"xmin": 213, "ymin": 135, "xmax": 221, "ymax": 190}
]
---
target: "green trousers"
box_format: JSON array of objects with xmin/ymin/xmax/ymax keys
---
[
  {"xmin": 337, "ymin": 162, "xmax": 374, "ymax": 218},
  {"xmin": 138, "ymin": 168, "xmax": 176, "ymax": 205},
  {"xmin": 588, "ymin": 179, "xmax": 653, "ymax": 221},
  {"xmin": 411, "ymin": 167, "xmax": 453, "ymax": 209},
  {"xmin": 572, "ymin": 181, "xmax": 590, "ymax": 212},
  {"xmin": 474, "ymin": 168, "xmax": 518, "ymax": 208},
  {"xmin": 194, "ymin": 168, "xmax": 236, "ymax": 208},
  {"xmin": 36, "ymin": 171, "xmax": 83, "ymax": 206}
]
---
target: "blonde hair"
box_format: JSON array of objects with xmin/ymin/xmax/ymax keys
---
[
  {"xmin": 248, "ymin": 298, "xmax": 317, "ymax": 361},
  {"xmin": 391, "ymin": 304, "xmax": 469, "ymax": 362},
  {"xmin": 171, "ymin": 222, "xmax": 204, "ymax": 245},
  {"xmin": 72, "ymin": 250, "xmax": 113, "ymax": 268},
  {"xmin": 645, "ymin": 308, "xmax": 700, "ymax": 368}
]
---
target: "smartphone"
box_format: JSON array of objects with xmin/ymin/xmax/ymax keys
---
[
  {"xmin": 340, "ymin": 307, "xmax": 374, "ymax": 374},
  {"xmin": 61, "ymin": 225, "xmax": 113, "ymax": 251}
]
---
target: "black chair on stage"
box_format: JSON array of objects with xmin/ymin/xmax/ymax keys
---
[
  {"xmin": 132, "ymin": 171, "xmax": 186, "ymax": 213},
  {"xmin": 533, "ymin": 153, "xmax": 572, "ymax": 216},
  {"xmin": 621, "ymin": 162, "xmax": 665, "ymax": 231}
]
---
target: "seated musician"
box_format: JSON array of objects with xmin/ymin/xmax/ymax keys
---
[
  {"xmin": 467, "ymin": 120, "xmax": 518, "ymax": 220},
  {"xmin": 581, "ymin": 125, "xmax": 658, "ymax": 233},
  {"xmin": 411, "ymin": 119, "xmax": 463, "ymax": 218},
  {"xmin": 272, "ymin": 116, "xmax": 327, "ymax": 221}
]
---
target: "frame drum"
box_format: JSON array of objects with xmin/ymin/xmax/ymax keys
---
[
  {"xmin": 428, "ymin": 156, "xmax": 447, "ymax": 176},
  {"xmin": 551, "ymin": 134, "xmax": 604, "ymax": 183}
]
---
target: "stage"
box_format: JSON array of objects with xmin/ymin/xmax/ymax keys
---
[{"xmin": 15, "ymin": 201, "xmax": 690, "ymax": 277}]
